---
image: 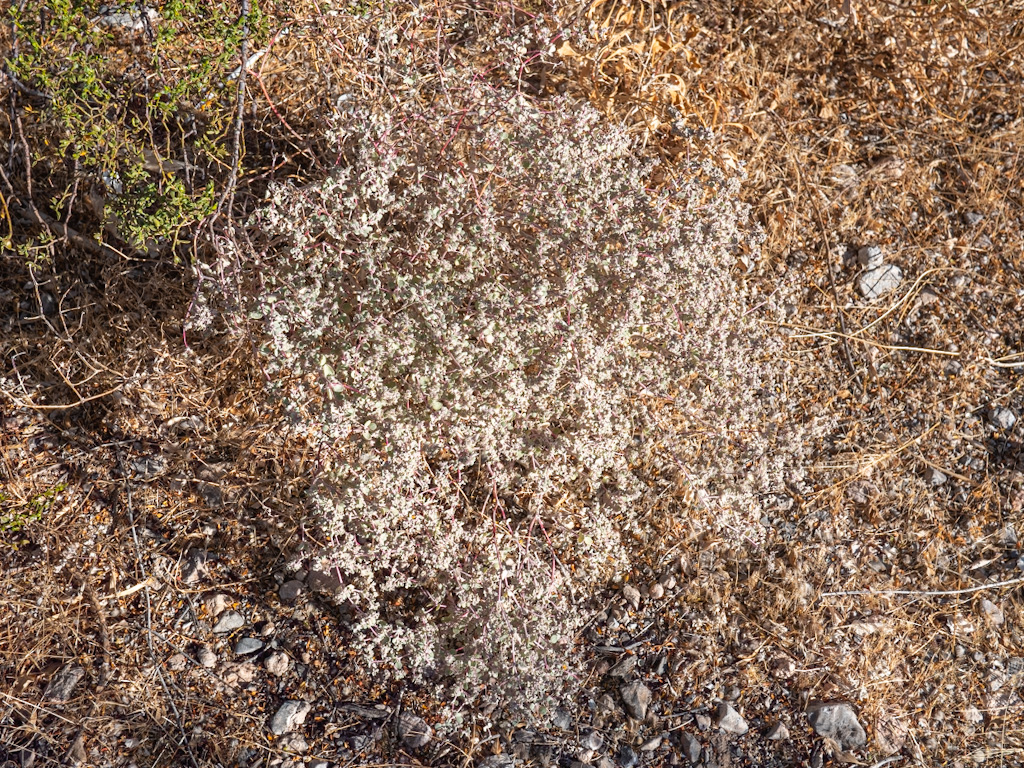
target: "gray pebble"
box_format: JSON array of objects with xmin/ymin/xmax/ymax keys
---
[
  {"xmin": 279, "ymin": 580, "xmax": 305, "ymax": 602},
  {"xmin": 963, "ymin": 211, "xmax": 984, "ymax": 227},
  {"xmin": 766, "ymin": 722, "xmax": 789, "ymax": 740},
  {"xmin": 715, "ymin": 702, "xmax": 748, "ymax": 735},
  {"xmin": 167, "ymin": 653, "xmax": 188, "ymax": 672},
  {"xmin": 43, "ymin": 665, "xmax": 85, "ymax": 702},
  {"xmin": 277, "ymin": 733, "xmax": 309, "ymax": 753},
  {"xmin": 478, "ymin": 756, "xmax": 515, "ymax": 768},
  {"xmin": 607, "ymin": 655, "xmax": 637, "ymax": 679},
  {"xmin": 398, "ymin": 712, "xmax": 432, "ymax": 749},
  {"xmin": 582, "ymin": 730, "xmax": 603, "ymax": 751},
  {"xmin": 270, "ymin": 700, "xmax": 311, "ymax": 735},
  {"xmin": 265, "ymin": 651, "xmax": 291, "ymax": 676},
  {"xmin": 679, "ymin": 733, "xmax": 702, "ymax": 764},
  {"xmin": 198, "ymin": 646, "xmax": 217, "ymax": 668},
  {"xmin": 923, "ymin": 467, "xmax": 947, "ymax": 486},
  {"xmin": 858, "ymin": 264, "xmax": 903, "ymax": 300},
  {"xmin": 622, "ymin": 584, "xmax": 641, "ymax": 611},
  {"xmin": 552, "ymin": 708, "xmax": 573, "ymax": 731},
  {"xmin": 619, "ymin": 680, "xmax": 652, "ymax": 720},
  {"xmin": 213, "ymin": 610, "xmax": 245, "ymax": 634},
  {"xmin": 857, "ymin": 245, "xmax": 884, "ymax": 270},
  {"xmin": 234, "ymin": 637, "xmax": 264, "ymax": 655},
  {"xmin": 988, "ymin": 406, "xmax": 1017, "ymax": 430},
  {"xmin": 640, "ymin": 734, "xmax": 663, "ymax": 751},
  {"xmin": 307, "ymin": 569, "xmax": 344, "ymax": 595},
  {"xmin": 807, "ymin": 702, "xmax": 866, "ymax": 750},
  {"xmin": 616, "ymin": 744, "xmax": 638, "ymax": 768}
]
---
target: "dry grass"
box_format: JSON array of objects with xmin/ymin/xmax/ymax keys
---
[{"xmin": 3, "ymin": 0, "xmax": 1024, "ymax": 766}]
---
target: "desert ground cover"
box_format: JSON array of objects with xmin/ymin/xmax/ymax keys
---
[{"xmin": 2, "ymin": 1, "xmax": 1023, "ymax": 767}]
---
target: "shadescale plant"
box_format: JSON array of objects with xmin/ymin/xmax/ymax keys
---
[{"xmin": 209, "ymin": 80, "xmax": 796, "ymax": 713}]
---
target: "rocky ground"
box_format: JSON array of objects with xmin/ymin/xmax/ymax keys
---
[{"xmin": 3, "ymin": 1, "xmax": 1024, "ymax": 767}]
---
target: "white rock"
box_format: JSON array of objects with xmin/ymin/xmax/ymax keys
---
[
  {"xmin": 269, "ymin": 700, "xmax": 311, "ymax": 735},
  {"xmin": 766, "ymin": 722, "xmax": 789, "ymax": 740},
  {"xmin": 858, "ymin": 264, "xmax": 903, "ymax": 300},
  {"xmin": 265, "ymin": 651, "xmax": 291, "ymax": 677},
  {"xmin": 857, "ymin": 245, "xmax": 884, "ymax": 270},
  {"xmin": 715, "ymin": 702, "xmax": 748, "ymax": 735},
  {"xmin": 988, "ymin": 406, "xmax": 1017, "ymax": 430},
  {"xmin": 807, "ymin": 702, "xmax": 866, "ymax": 749},
  {"xmin": 980, "ymin": 599, "xmax": 1004, "ymax": 626}
]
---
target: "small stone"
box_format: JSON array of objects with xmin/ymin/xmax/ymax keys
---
[
  {"xmin": 640, "ymin": 734, "xmax": 663, "ymax": 751},
  {"xmin": 846, "ymin": 480, "xmax": 877, "ymax": 505},
  {"xmin": 694, "ymin": 714, "xmax": 711, "ymax": 731},
  {"xmin": 857, "ymin": 245, "xmax": 884, "ymax": 270},
  {"xmin": 265, "ymin": 651, "xmax": 291, "ymax": 677},
  {"xmin": 204, "ymin": 592, "xmax": 230, "ymax": 617},
  {"xmin": 398, "ymin": 713, "xmax": 432, "ymax": 749},
  {"xmin": 965, "ymin": 705, "xmax": 984, "ymax": 725},
  {"xmin": 235, "ymin": 637, "xmax": 264, "ymax": 655},
  {"xmin": 607, "ymin": 655, "xmax": 637, "ymax": 679},
  {"xmin": 582, "ymin": 730, "xmax": 603, "ymax": 751},
  {"xmin": 277, "ymin": 733, "xmax": 309, "ymax": 753},
  {"xmin": 807, "ymin": 702, "xmax": 866, "ymax": 750},
  {"xmin": 679, "ymin": 733, "xmax": 702, "ymax": 764},
  {"xmin": 980, "ymin": 599, "xmax": 1004, "ymax": 626},
  {"xmin": 310, "ymin": 761, "xmax": 330, "ymax": 768},
  {"xmin": 616, "ymin": 744, "xmax": 638, "ymax": 768},
  {"xmin": 988, "ymin": 406, "xmax": 1017, "ymax": 431},
  {"xmin": 180, "ymin": 548, "xmax": 211, "ymax": 584},
  {"xmin": 307, "ymin": 569, "xmax": 343, "ymax": 595},
  {"xmin": 963, "ymin": 211, "xmax": 984, "ymax": 227},
  {"xmin": 198, "ymin": 646, "xmax": 217, "ymax": 668},
  {"xmin": 279, "ymin": 580, "xmax": 305, "ymax": 602},
  {"xmin": 620, "ymin": 681, "xmax": 652, "ymax": 720},
  {"xmin": 270, "ymin": 700, "xmax": 311, "ymax": 735},
  {"xmin": 213, "ymin": 610, "xmax": 245, "ymax": 634},
  {"xmin": 923, "ymin": 467, "xmax": 947, "ymax": 486},
  {"xmin": 478, "ymin": 756, "xmax": 514, "ymax": 768},
  {"xmin": 95, "ymin": 7, "xmax": 159, "ymax": 31},
  {"xmin": 622, "ymin": 584, "xmax": 641, "ymax": 611},
  {"xmin": 766, "ymin": 722, "xmax": 789, "ymax": 740},
  {"xmin": 857, "ymin": 264, "xmax": 903, "ymax": 300},
  {"xmin": 43, "ymin": 665, "xmax": 85, "ymax": 702},
  {"xmin": 552, "ymin": 708, "xmax": 573, "ymax": 730},
  {"xmin": 714, "ymin": 702, "xmax": 748, "ymax": 735},
  {"xmin": 167, "ymin": 653, "xmax": 188, "ymax": 671},
  {"xmin": 648, "ymin": 582, "xmax": 665, "ymax": 599}
]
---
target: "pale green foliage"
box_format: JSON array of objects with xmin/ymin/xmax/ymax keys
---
[{"xmin": 211, "ymin": 82, "xmax": 790, "ymax": 712}]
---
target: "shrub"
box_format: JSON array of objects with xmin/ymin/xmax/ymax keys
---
[{"xmin": 211, "ymin": 81, "xmax": 782, "ymax": 713}]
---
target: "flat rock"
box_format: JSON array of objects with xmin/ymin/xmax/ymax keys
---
[
  {"xmin": 807, "ymin": 702, "xmax": 866, "ymax": 750},
  {"xmin": 307, "ymin": 569, "xmax": 344, "ymax": 595},
  {"xmin": 277, "ymin": 733, "xmax": 309, "ymax": 753},
  {"xmin": 988, "ymin": 406, "xmax": 1017, "ymax": 430},
  {"xmin": 715, "ymin": 702, "xmax": 748, "ymax": 735},
  {"xmin": 616, "ymin": 744, "xmax": 638, "ymax": 768},
  {"xmin": 213, "ymin": 610, "xmax": 245, "ymax": 634},
  {"xmin": 552, "ymin": 708, "xmax": 573, "ymax": 730},
  {"xmin": 857, "ymin": 245, "xmax": 884, "ymax": 270},
  {"xmin": 765, "ymin": 722, "xmax": 789, "ymax": 740},
  {"xmin": 198, "ymin": 646, "xmax": 217, "ymax": 668},
  {"xmin": 234, "ymin": 637, "xmax": 264, "ymax": 655},
  {"xmin": 620, "ymin": 680, "xmax": 652, "ymax": 720},
  {"xmin": 279, "ymin": 580, "xmax": 305, "ymax": 602},
  {"xmin": 622, "ymin": 584, "xmax": 641, "ymax": 611},
  {"xmin": 679, "ymin": 732, "xmax": 702, "ymax": 764},
  {"xmin": 270, "ymin": 700, "xmax": 311, "ymax": 735},
  {"xmin": 398, "ymin": 712, "xmax": 432, "ymax": 749},
  {"xmin": 857, "ymin": 264, "xmax": 903, "ymax": 300},
  {"xmin": 265, "ymin": 651, "xmax": 291, "ymax": 676},
  {"xmin": 607, "ymin": 654, "xmax": 637, "ymax": 679},
  {"xmin": 167, "ymin": 653, "xmax": 188, "ymax": 672},
  {"xmin": 43, "ymin": 665, "xmax": 85, "ymax": 702},
  {"xmin": 923, "ymin": 467, "xmax": 947, "ymax": 486},
  {"xmin": 477, "ymin": 756, "xmax": 515, "ymax": 768}
]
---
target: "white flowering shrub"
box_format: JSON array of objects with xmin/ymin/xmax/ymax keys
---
[{"xmin": 215, "ymin": 83, "xmax": 780, "ymax": 710}]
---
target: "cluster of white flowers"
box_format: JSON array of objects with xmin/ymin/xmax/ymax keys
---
[{"xmin": 216, "ymin": 80, "xmax": 789, "ymax": 712}]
